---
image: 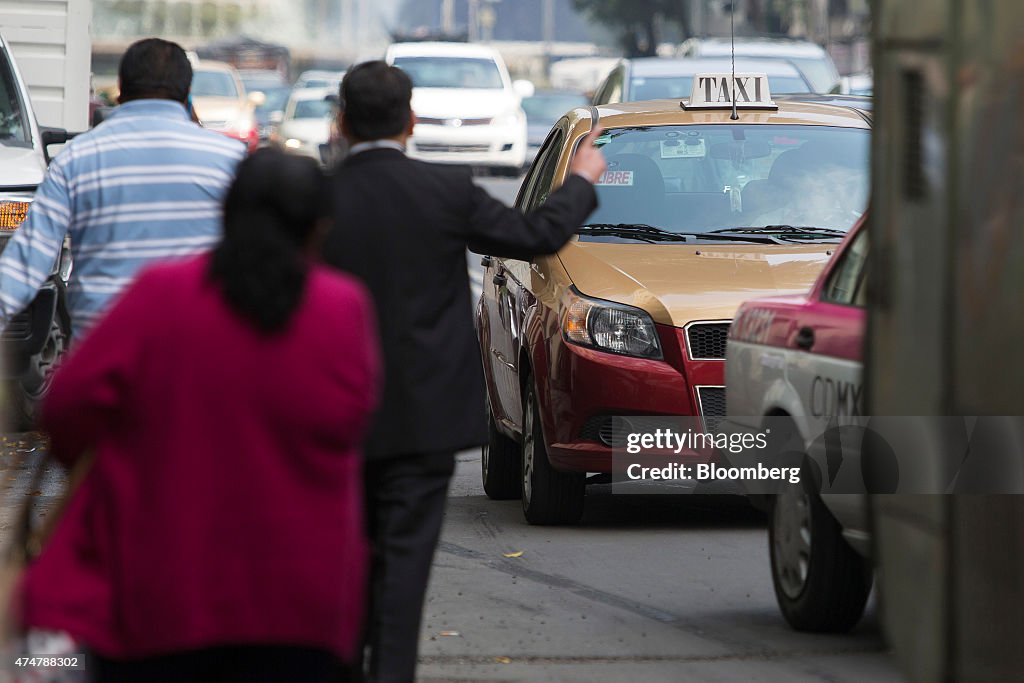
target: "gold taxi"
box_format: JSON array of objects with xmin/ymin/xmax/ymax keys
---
[{"xmin": 476, "ymin": 74, "xmax": 871, "ymax": 524}]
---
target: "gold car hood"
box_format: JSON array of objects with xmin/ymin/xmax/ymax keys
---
[{"xmin": 558, "ymin": 241, "xmax": 833, "ymax": 326}]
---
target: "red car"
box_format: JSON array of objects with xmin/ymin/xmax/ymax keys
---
[
  {"xmin": 724, "ymin": 214, "xmax": 871, "ymax": 632},
  {"xmin": 476, "ymin": 92, "xmax": 870, "ymax": 525}
]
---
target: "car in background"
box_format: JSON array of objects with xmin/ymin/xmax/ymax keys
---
[
  {"xmin": 274, "ymin": 87, "xmax": 336, "ymax": 164},
  {"xmin": 795, "ymin": 94, "xmax": 873, "ymax": 113},
  {"xmin": 238, "ymin": 69, "xmax": 291, "ymax": 144},
  {"xmin": 521, "ymin": 89, "xmax": 589, "ymax": 162},
  {"xmin": 592, "ymin": 57, "xmax": 812, "ymax": 105},
  {"xmin": 0, "ymin": 32, "xmax": 73, "ymax": 429},
  {"xmin": 840, "ymin": 72, "xmax": 873, "ymax": 96},
  {"xmin": 724, "ymin": 216, "xmax": 871, "ymax": 633},
  {"xmin": 385, "ymin": 42, "xmax": 530, "ymax": 175},
  {"xmin": 680, "ymin": 37, "xmax": 841, "ymax": 93},
  {"xmin": 548, "ymin": 57, "xmax": 620, "ymax": 97},
  {"xmin": 294, "ymin": 69, "xmax": 346, "ymax": 91},
  {"xmin": 191, "ymin": 60, "xmax": 260, "ymax": 153},
  {"xmin": 476, "ymin": 74, "xmax": 870, "ymax": 524}
]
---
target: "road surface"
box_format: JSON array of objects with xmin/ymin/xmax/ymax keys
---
[{"xmin": 416, "ymin": 451, "xmax": 899, "ymax": 682}]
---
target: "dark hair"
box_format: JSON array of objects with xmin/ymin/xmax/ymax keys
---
[
  {"xmin": 118, "ymin": 38, "xmax": 192, "ymax": 103},
  {"xmin": 209, "ymin": 149, "xmax": 328, "ymax": 333},
  {"xmin": 340, "ymin": 61, "xmax": 413, "ymax": 141}
]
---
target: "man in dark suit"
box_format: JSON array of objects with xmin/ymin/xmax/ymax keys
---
[{"xmin": 323, "ymin": 61, "xmax": 606, "ymax": 683}]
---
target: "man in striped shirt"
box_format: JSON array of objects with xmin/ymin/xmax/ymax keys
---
[{"xmin": 0, "ymin": 38, "xmax": 244, "ymax": 339}]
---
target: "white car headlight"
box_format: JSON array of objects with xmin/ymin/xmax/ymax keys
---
[
  {"xmin": 562, "ymin": 288, "xmax": 662, "ymax": 359},
  {"xmin": 284, "ymin": 138, "xmax": 303, "ymax": 149},
  {"xmin": 494, "ymin": 110, "xmax": 523, "ymax": 127}
]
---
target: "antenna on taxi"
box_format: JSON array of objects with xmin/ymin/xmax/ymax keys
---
[{"xmin": 730, "ymin": 1, "xmax": 739, "ymax": 120}]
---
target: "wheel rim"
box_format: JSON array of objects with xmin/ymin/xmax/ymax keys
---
[
  {"xmin": 522, "ymin": 390, "xmax": 535, "ymax": 505},
  {"xmin": 25, "ymin": 319, "xmax": 67, "ymax": 399},
  {"xmin": 773, "ymin": 484, "xmax": 813, "ymax": 599}
]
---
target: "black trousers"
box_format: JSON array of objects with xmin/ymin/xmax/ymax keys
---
[
  {"xmin": 359, "ymin": 451, "xmax": 456, "ymax": 683},
  {"xmin": 90, "ymin": 645, "xmax": 350, "ymax": 682}
]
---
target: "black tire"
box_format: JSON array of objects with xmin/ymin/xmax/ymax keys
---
[
  {"xmin": 520, "ymin": 379, "xmax": 584, "ymax": 525},
  {"xmin": 482, "ymin": 405, "xmax": 521, "ymax": 500},
  {"xmin": 4, "ymin": 314, "xmax": 68, "ymax": 432},
  {"xmin": 3, "ymin": 379, "xmax": 35, "ymax": 432},
  {"xmin": 769, "ymin": 478, "xmax": 873, "ymax": 632}
]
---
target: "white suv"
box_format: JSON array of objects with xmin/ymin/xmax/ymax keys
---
[{"xmin": 385, "ymin": 42, "xmax": 530, "ymax": 175}]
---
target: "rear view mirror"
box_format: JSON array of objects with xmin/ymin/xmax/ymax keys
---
[
  {"xmin": 40, "ymin": 127, "xmax": 75, "ymax": 164},
  {"xmin": 513, "ymin": 79, "xmax": 536, "ymax": 99},
  {"xmin": 709, "ymin": 140, "xmax": 772, "ymax": 160}
]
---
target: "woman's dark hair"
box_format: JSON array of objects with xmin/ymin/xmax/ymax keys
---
[
  {"xmin": 118, "ymin": 38, "xmax": 192, "ymax": 103},
  {"xmin": 340, "ymin": 61, "xmax": 413, "ymax": 141},
  {"xmin": 209, "ymin": 148, "xmax": 329, "ymax": 333}
]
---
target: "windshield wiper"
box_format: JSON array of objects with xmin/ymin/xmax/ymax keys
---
[
  {"xmin": 578, "ymin": 223, "xmax": 689, "ymax": 243},
  {"xmin": 579, "ymin": 223, "xmax": 779, "ymax": 244},
  {"xmin": 707, "ymin": 225, "xmax": 847, "ymax": 241}
]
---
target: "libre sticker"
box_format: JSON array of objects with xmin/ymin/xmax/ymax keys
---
[{"xmin": 596, "ymin": 170, "xmax": 635, "ymax": 186}]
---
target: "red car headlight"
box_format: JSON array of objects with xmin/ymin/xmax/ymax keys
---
[{"xmin": 561, "ymin": 287, "xmax": 662, "ymax": 360}]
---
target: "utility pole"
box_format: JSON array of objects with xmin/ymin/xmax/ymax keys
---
[
  {"xmin": 542, "ymin": 0, "xmax": 554, "ymax": 72},
  {"xmin": 441, "ymin": 0, "xmax": 455, "ymax": 35},
  {"xmin": 469, "ymin": 0, "xmax": 479, "ymax": 41}
]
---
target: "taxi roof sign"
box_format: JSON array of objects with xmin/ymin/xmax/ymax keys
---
[{"xmin": 684, "ymin": 73, "xmax": 778, "ymax": 111}]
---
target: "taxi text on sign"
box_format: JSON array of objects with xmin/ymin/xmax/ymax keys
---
[{"xmin": 685, "ymin": 73, "xmax": 778, "ymax": 110}]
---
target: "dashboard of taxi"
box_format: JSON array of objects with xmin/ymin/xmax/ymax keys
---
[{"xmin": 576, "ymin": 124, "xmax": 869, "ymax": 244}]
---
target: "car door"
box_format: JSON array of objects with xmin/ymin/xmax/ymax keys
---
[
  {"xmin": 787, "ymin": 227, "xmax": 869, "ymax": 490},
  {"xmin": 485, "ymin": 126, "xmax": 566, "ymax": 434}
]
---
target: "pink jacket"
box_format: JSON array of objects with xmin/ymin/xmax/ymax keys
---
[{"xmin": 20, "ymin": 255, "xmax": 379, "ymax": 661}]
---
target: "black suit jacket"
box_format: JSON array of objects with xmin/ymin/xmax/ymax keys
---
[{"xmin": 323, "ymin": 148, "xmax": 598, "ymax": 459}]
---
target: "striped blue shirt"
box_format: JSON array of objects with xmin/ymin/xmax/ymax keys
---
[{"xmin": 0, "ymin": 99, "xmax": 245, "ymax": 338}]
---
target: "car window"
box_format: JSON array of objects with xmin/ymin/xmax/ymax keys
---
[
  {"xmin": 192, "ymin": 71, "xmax": 240, "ymax": 98},
  {"xmin": 292, "ymin": 99, "xmax": 333, "ymax": 120},
  {"xmin": 787, "ymin": 58, "xmax": 838, "ymax": 92},
  {"xmin": 630, "ymin": 76, "xmax": 694, "ymax": 102},
  {"xmin": 517, "ymin": 127, "xmax": 565, "ymax": 211},
  {"xmin": 768, "ymin": 76, "xmax": 811, "ymax": 94},
  {"xmin": 629, "ymin": 75, "xmax": 809, "ymax": 102},
  {"xmin": 392, "ymin": 56, "xmax": 504, "ymax": 89},
  {"xmin": 822, "ymin": 228, "xmax": 869, "ymax": 305},
  {"xmin": 522, "ymin": 94, "xmax": 588, "ymax": 126},
  {"xmin": 577, "ymin": 124, "xmax": 869, "ymax": 241},
  {"xmin": 0, "ymin": 49, "xmax": 28, "ymax": 144},
  {"xmin": 528, "ymin": 129, "xmax": 566, "ymax": 211}
]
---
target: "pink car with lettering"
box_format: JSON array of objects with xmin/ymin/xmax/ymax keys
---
[{"xmin": 724, "ymin": 214, "xmax": 871, "ymax": 633}]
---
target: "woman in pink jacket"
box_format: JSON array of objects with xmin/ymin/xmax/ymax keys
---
[{"xmin": 19, "ymin": 148, "xmax": 379, "ymax": 682}]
